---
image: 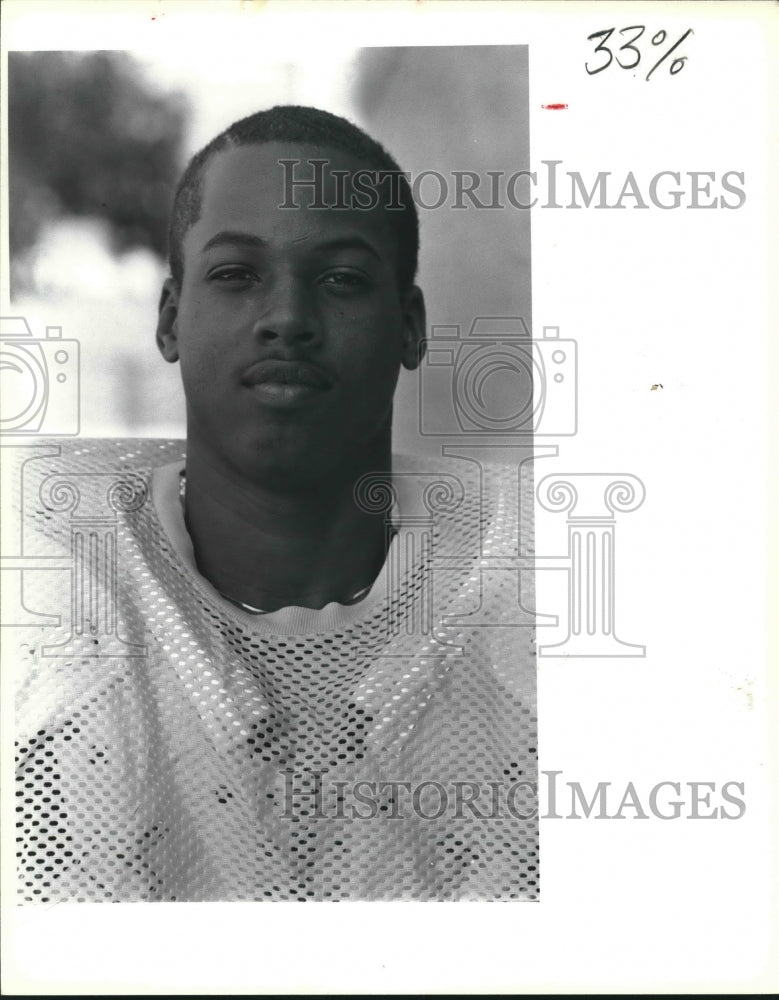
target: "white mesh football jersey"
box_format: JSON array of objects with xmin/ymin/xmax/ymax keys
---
[{"xmin": 11, "ymin": 439, "xmax": 538, "ymax": 902}]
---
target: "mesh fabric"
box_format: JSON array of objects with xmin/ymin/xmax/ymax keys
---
[{"xmin": 10, "ymin": 439, "xmax": 538, "ymax": 901}]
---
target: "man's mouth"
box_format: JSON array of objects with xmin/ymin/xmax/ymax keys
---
[
  {"xmin": 242, "ymin": 359, "xmax": 333, "ymax": 389},
  {"xmin": 241, "ymin": 359, "xmax": 333, "ymax": 407}
]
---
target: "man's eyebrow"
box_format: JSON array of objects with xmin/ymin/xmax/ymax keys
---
[
  {"xmin": 312, "ymin": 236, "xmax": 384, "ymax": 262},
  {"xmin": 200, "ymin": 231, "xmax": 385, "ymax": 262},
  {"xmin": 201, "ymin": 231, "xmax": 268, "ymax": 253}
]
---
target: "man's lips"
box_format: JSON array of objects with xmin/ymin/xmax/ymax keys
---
[{"xmin": 241, "ymin": 359, "xmax": 333, "ymax": 390}]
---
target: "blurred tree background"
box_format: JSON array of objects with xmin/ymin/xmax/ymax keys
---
[{"xmin": 9, "ymin": 50, "xmax": 190, "ymax": 293}]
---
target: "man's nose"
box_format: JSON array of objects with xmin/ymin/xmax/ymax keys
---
[{"xmin": 251, "ymin": 275, "xmax": 319, "ymax": 347}]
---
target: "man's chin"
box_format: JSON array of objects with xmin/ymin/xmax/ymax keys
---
[
  {"xmin": 188, "ymin": 414, "xmax": 392, "ymax": 489},
  {"xmin": 234, "ymin": 432, "xmax": 371, "ymax": 491},
  {"xmin": 249, "ymin": 451, "xmax": 337, "ymax": 491}
]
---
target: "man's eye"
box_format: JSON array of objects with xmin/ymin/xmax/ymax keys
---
[
  {"xmin": 208, "ymin": 266, "xmax": 259, "ymax": 285},
  {"xmin": 321, "ymin": 271, "xmax": 368, "ymax": 291}
]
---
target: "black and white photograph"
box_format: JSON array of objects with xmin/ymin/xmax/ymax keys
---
[
  {"xmin": 7, "ymin": 43, "xmax": 538, "ymax": 905},
  {"xmin": 1, "ymin": 1, "xmax": 776, "ymax": 995}
]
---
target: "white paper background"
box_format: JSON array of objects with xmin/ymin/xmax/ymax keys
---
[{"xmin": 2, "ymin": 1, "xmax": 776, "ymax": 994}]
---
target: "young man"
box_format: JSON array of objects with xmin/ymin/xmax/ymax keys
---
[
  {"xmin": 14, "ymin": 106, "xmax": 538, "ymax": 902},
  {"xmin": 156, "ymin": 105, "xmax": 426, "ymax": 614}
]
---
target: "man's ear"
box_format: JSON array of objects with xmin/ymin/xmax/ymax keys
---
[
  {"xmin": 156, "ymin": 278, "xmax": 180, "ymax": 363},
  {"xmin": 400, "ymin": 285, "xmax": 427, "ymax": 371}
]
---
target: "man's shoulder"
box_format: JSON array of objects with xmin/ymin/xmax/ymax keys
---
[
  {"xmin": 23, "ymin": 439, "xmax": 520, "ymax": 481},
  {"xmin": 392, "ymin": 450, "xmax": 526, "ymax": 496},
  {"xmin": 4, "ymin": 439, "xmax": 184, "ymax": 561},
  {"xmin": 390, "ymin": 450, "xmax": 528, "ymax": 531},
  {"xmin": 24, "ymin": 437, "xmax": 186, "ymax": 473}
]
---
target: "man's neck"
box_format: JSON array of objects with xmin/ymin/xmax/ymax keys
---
[{"xmin": 182, "ymin": 439, "xmax": 394, "ymax": 613}]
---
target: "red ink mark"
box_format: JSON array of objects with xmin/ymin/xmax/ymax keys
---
[{"xmin": 542, "ymin": 103, "xmax": 568, "ymax": 110}]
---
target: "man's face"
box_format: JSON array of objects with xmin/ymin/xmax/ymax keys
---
[{"xmin": 158, "ymin": 141, "xmax": 425, "ymax": 487}]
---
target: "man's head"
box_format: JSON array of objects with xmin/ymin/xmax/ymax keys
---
[
  {"xmin": 167, "ymin": 105, "xmax": 419, "ymax": 295},
  {"xmin": 156, "ymin": 105, "xmax": 426, "ymax": 490}
]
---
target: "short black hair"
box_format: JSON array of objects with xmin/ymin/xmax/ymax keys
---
[{"xmin": 168, "ymin": 104, "xmax": 419, "ymax": 292}]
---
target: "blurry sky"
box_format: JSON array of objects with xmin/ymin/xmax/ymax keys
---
[{"xmin": 131, "ymin": 47, "xmax": 361, "ymax": 158}]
